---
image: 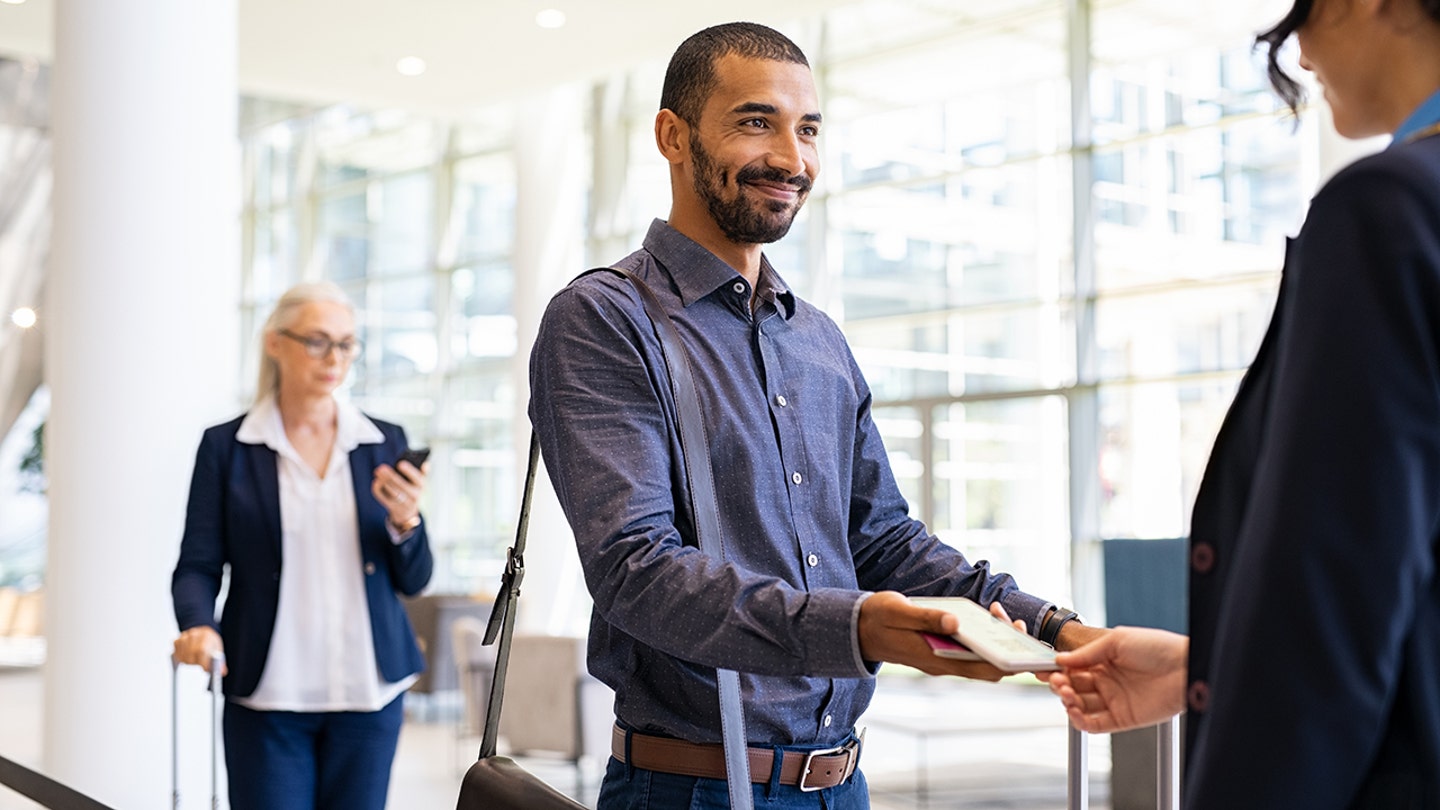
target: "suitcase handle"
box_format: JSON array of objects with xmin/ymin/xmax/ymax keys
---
[{"xmin": 171, "ymin": 652, "xmax": 224, "ymax": 809}]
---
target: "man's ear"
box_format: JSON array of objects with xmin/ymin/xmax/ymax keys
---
[{"xmin": 655, "ymin": 109, "xmax": 690, "ymax": 166}]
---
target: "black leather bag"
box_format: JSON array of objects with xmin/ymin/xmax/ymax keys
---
[
  {"xmin": 456, "ymin": 267, "xmax": 754, "ymax": 810},
  {"xmin": 456, "ymin": 752, "xmax": 586, "ymax": 809}
]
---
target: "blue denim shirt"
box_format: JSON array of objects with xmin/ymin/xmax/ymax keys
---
[{"xmin": 529, "ymin": 219, "xmax": 1053, "ymax": 746}]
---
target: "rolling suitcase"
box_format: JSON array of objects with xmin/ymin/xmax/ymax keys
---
[
  {"xmin": 171, "ymin": 652, "xmax": 224, "ymax": 809},
  {"xmin": 1067, "ymin": 717, "xmax": 1180, "ymax": 810}
]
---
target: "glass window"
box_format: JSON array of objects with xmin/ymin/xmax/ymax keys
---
[
  {"xmin": 249, "ymin": 210, "xmax": 299, "ymax": 301},
  {"xmin": 315, "ymin": 172, "xmax": 434, "ymax": 280},
  {"xmin": 1098, "ymin": 377, "xmax": 1240, "ymax": 539},
  {"xmin": 449, "ymin": 262, "xmax": 517, "ymax": 362},
  {"xmin": 315, "ymin": 109, "xmax": 437, "ymax": 187},
  {"xmin": 1096, "ymin": 279, "xmax": 1278, "ymax": 380},
  {"xmin": 249, "ymin": 121, "xmax": 302, "ymax": 210},
  {"xmin": 452, "ymin": 155, "xmax": 516, "ymax": 266},
  {"xmin": 932, "ymin": 397, "xmax": 1072, "ymax": 602}
]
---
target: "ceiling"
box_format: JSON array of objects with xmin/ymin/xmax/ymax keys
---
[{"xmin": 0, "ymin": 0, "xmax": 856, "ymax": 116}]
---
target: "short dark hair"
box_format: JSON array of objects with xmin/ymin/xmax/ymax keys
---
[
  {"xmin": 660, "ymin": 22, "xmax": 810, "ymax": 126},
  {"xmin": 1256, "ymin": 0, "xmax": 1440, "ymax": 115}
]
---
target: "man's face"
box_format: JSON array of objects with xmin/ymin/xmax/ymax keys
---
[{"xmin": 686, "ymin": 54, "xmax": 820, "ymax": 245}]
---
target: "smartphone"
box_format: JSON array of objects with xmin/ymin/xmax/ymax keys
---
[
  {"xmin": 911, "ymin": 596, "xmax": 1060, "ymax": 672},
  {"xmin": 396, "ymin": 447, "xmax": 431, "ymax": 470}
]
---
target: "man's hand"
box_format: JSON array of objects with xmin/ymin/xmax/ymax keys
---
[
  {"xmin": 1042, "ymin": 626, "xmax": 1188, "ymax": 733},
  {"xmin": 857, "ymin": 591, "xmax": 1029, "ymax": 682},
  {"xmin": 1053, "ymin": 617, "xmax": 1108, "ymax": 651},
  {"xmin": 173, "ymin": 626, "xmax": 227, "ymax": 675}
]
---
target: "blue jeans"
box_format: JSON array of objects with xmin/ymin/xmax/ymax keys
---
[
  {"xmin": 222, "ymin": 694, "xmax": 404, "ymax": 810},
  {"xmin": 596, "ymin": 737, "xmax": 870, "ymax": 810}
]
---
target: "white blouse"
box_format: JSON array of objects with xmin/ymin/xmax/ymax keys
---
[{"xmin": 233, "ymin": 396, "xmax": 416, "ymax": 712}]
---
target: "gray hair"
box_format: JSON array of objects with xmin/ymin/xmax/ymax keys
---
[{"xmin": 255, "ymin": 281, "xmax": 356, "ymax": 404}]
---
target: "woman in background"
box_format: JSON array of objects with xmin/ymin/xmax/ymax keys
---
[
  {"xmin": 1047, "ymin": 0, "xmax": 1440, "ymax": 807},
  {"xmin": 172, "ymin": 281, "xmax": 433, "ymax": 810}
]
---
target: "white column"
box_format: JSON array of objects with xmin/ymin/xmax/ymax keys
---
[
  {"xmin": 511, "ymin": 84, "xmax": 590, "ymax": 635},
  {"xmin": 46, "ymin": 1, "xmax": 239, "ymax": 806}
]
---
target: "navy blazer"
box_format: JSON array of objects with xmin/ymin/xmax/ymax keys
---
[
  {"xmin": 1184, "ymin": 136, "xmax": 1440, "ymax": 808},
  {"xmin": 171, "ymin": 412, "xmax": 433, "ymax": 699}
]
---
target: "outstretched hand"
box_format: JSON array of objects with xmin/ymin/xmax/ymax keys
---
[
  {"xmin": 857, "ymin": 591, "xmax": 1029, "ymax": 682},
  {"xmin": 1042, "ymin": 626, "xmax": 1189, "ymax": 733}
]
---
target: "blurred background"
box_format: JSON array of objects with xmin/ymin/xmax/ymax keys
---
[{"xmin": 0, "ymin": 0, "xmax": 1383, "ymax": 807}]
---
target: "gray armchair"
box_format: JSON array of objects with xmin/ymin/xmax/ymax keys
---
[{"xmin": 495, "ymin": 634, "xmax": 614, "ymax": 793}]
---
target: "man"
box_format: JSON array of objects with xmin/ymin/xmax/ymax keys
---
[{"xmin": 529, "ymin": 21, "xmax": 1100, "ymax": 809}]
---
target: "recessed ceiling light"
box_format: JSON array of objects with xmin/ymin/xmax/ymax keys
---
[
  {"xmin": 535, "ymin": 9, "xmax": 566, "ymax": 29},
  {"xmin": 395, "ymin": 56, "xmax": 427, "ymax": 77},
  {"xmin": 0, "ymin": 0, "xmax": 28, "ymax": 6},
  {"xmin": 11, "ymin": 307, "xmax": 37, "ymax": 329}
]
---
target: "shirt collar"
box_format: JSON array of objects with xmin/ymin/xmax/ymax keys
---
[
  {"xmin": 1391, "ymin": 88, "xmax": 1440, "ymax": 147},
  {"xmin": 641, "ymin": 219, "xmax": 797, "ymax": 319},
  {"xmin": 236, "ymin": 395, "xmax": 385, "ymax": 460}
]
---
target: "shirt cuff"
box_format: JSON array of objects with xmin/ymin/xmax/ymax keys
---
[
  {"xmin": 385, "ymin": 517, "xmax": 420, "ymax": 545},
  {"xmin": 1001, "ymin": 592, "xmax": 1055, "ymax": 641},
  {"xmin": 850, "ymin": 592, "xmax": 879, "ymax": 676},
  {"xmin": 798, "ymin": 588, "xmax": 876, "ymax": 678}
]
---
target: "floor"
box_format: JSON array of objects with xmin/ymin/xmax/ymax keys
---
[{"xmin": 0, "ymin": 664, "xmax": 1111, "ymax": 809}]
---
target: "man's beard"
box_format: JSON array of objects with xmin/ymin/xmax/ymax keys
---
[{"xmin": 690, "ymin": 134, "xmax": 811, "ymax": 245}]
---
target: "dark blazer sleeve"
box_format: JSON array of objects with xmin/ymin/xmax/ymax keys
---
[
  {"xmin": 172, "ymin": 416, "xmax": 286, "ymax": 697},
  {"xmin": 1186, "ymin": 153, "xmax": 1440, "ymax": 807},
  {"xmin": 354, "ymin": 418, "xmax": 433, "ymax": 682},
  {"xmin": 172, "ymin": 419, "xmax": 241, "ymax": 633}
]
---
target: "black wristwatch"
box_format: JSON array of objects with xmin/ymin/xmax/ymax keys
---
[{"xmin": 1039, "ymin": 607, "xmax": 1080, "ymax": 647}]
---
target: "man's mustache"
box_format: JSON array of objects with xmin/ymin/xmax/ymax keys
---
[{"xmin": 735, "ymin": 165, "xmax": 812, "ymax": 195}]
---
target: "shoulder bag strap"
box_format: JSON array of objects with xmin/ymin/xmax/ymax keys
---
[
  {"xmin": 483, "ymin": 268, "xmax": 753, "ymax": 809},
  {"xmin": 478, "ymin": 430, "xmax": 540, "ymax": 759},
  {"xmin": 592, "ymin": 265, "xmax": 752, "ymax": 810}
]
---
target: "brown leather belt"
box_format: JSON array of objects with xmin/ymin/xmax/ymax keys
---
[{"xmin": 610, "ymin": 724, "xmax": 863, "ymax": 792}]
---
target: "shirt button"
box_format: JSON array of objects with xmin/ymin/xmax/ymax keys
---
[
  {"xmin": 732, "ymin": 282, "xmax": 746, "ymax": 294},
  {"xmin": 792, "ymin": 472, "xmax": 803, "ymax": 485},
  {"xmin": 776, "ymin": 394, "xmax": 788, "ymax": 407},
  {"xmin": 364, "ymin": 562, "xmax": 376, "ymax": 576},
  {"xmin": 807, "ymin": 553, "xmax": 819, "ymax": 567},
  {"xmin": 823, "ymin": 714, "xmax": 833, "ymax": 728},
  {"xmin": 1187, "ymin": 680, "xmax": 1210, "ymax": 712},
  {"xmin": 1191, "ymin": 542, "xmax": 1216, "ymax": 574}
]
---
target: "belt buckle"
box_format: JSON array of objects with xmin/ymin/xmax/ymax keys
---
[{"xmin": 798, "ymin": 729, "xmax": 864, "ymax": 792}]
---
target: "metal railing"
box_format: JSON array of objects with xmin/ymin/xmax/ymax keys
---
[{"xmin": 1068, "ymin": 717, "xmax": 1181, "ymax": 810}]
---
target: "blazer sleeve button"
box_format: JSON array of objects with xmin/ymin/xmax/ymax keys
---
[
  {"xmin": 1191, "ymin": 542, "xmax": 1216, "ymax": 574},
  {"xmin": 364, "ymin": 562, "xmax": 377, "ymax": 576},
  {"xmin": 1187, "ymin": 680, "xmax": 1211, "ymax": 712}
]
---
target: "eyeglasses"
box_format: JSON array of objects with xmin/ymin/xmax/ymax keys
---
[{"xmin": 279, "ymin": 329, "xmax": 363, "ymax": 360}]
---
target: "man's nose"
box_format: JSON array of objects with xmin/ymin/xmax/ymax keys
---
[{"xmin": 767, "ymin": 131, "xmax": 808, "ymax": 179}]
